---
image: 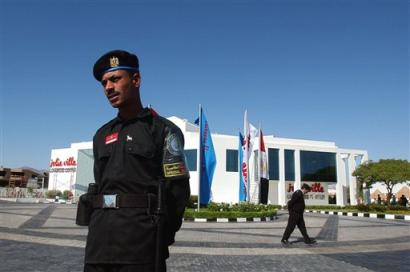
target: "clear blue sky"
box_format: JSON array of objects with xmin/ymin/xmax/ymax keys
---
[{"xmin": 0, "ymin": 0, "xmax": 408, "ymax": 170}]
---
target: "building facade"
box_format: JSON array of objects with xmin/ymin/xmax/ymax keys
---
[
  {"xmin": 0, "ymin": 167, "xmax": 48, "ymax": 189},
  {"xmin": 49, "ymin": 116, "xmax": 368, "ymax": 206}
]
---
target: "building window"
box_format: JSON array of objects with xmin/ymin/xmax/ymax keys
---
[
  {"xmin": 285, "ymin": 149, "xmax": 295, "ymax": 181},
  {"xmin": 300, "ymin": 151, "xmax": 336, "ymax": 182},
  {"xmin": 184, "ymin": 149, "xmax": 197, "ymax": 171},
  {"xmin": 268, "ymin": 148, "xmax": 279, "ymax": 180},
  {"xmin": 226, "ymin": 149, "xmax": 238, "ymax": 172}
]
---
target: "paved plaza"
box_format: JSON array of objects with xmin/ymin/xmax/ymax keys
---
[{"xmin": 0, "ymin": 201, "xmax": 409, "ymax": 272}]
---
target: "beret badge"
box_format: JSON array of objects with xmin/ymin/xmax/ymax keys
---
[{"xmin": 110, "ymin": 56, "xmax": 120, "ymax": 68}]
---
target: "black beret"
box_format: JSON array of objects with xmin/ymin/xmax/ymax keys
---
[{"xmin": 93, "ymin": 50, "xmax": 139, "ymax": 81}]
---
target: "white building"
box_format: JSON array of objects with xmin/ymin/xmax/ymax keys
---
[{"xmin": 49, "ymin": 116, "xmax": 368, "ymax": 206}]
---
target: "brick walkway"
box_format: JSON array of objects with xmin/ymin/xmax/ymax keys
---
[{"xmin": 0, "ymin": 202, "xmax": 409, "ymax": 272}]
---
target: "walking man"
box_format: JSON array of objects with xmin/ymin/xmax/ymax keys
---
[{"xmin": 281, "ymin": 183, "xmax": 316, "ymax": 246}]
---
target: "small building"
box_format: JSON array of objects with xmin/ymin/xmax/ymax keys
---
[
  {"xmin": 0, "ymin": 167, "xmax": 11, "ymax": 187},
  {"xmin": 0, "ymin": 167, "xmax": 48, "ymax": 189},
  {"xmin": 49, "ymin": 116, "xmax": 368, "ymax": 206}
]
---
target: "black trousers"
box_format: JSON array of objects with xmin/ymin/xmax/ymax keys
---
[
  {"xmin": 84, "ymin": 262, "xmax": 166, "ymax": 272},
  {"xmin": 282, "ymin": 211, "xmax": 310, "ymax": 241}
]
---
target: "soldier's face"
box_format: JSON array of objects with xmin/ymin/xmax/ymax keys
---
[{"xmin": 101, "ymin": 70, "xmax": 141, "ymax": 108}]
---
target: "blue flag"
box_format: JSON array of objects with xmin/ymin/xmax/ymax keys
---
[
  {"xmin": 239, "ymin": 132, "xmax": 247, "ymax": 201},
  {"xmin": 199, "ymin": 107, "xmax": 217, "ymax": 205}
]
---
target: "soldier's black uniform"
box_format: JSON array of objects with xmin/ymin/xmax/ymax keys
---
[
  {"xmin": 84, "ymin": 108, "xmax": 190, "ymax": 271},
  {"xmin": 282, "ymin": 189, "xmax": 311, "ymax": 242}
]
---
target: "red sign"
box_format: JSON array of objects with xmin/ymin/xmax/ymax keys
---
[
  {"xmin": 105, "ymin": 132, "xmax": 119, "ymax": 145},
  {"xmin": 64, "ymin": 157, "xmax": 77, "ymax": 166},
  {"xmin": 50, "ymin": 158, "xmax": 62, "ymax": 167},
  {"xmin": 287, "ymin": 183, "xmax": 294, "ymax": 193},
  {"xmin": 310, "ymin": 182, "xmax": 324, "ymax": 193},
  {"xmin": 50, "ymin": 157, "xmax": 77, "ymax": 168}
]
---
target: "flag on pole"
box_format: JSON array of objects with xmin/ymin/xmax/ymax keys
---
[
  {"xmin": 239, "ymin": 133, "xmax": 247, "ymax": 201},
  {"xmin": 260, "ymin": 129, "xmax": 268, "ymax": 180},
  {"xmin": 243, "ymin": 110, "xmax": 258, "ymax": 202},
  {"xmin": 199, "ymin": 107, "xmax": 217, "ymax": 205},
  {"xmin": 259, "ymin": 128, "xmax": 269, "ymax": 204}
]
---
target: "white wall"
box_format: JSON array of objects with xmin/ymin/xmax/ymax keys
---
[{"xmin": 48, "ymin": 148, "xmax": 78, "ymax": 192}]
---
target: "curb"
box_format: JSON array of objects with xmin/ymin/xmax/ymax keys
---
[
  {"xmin": 183, "ymin": 216, "xmax": 278, "ymax": 223},
  {"xmin": 306, "ymin": 210, "xmax": 410, "ymax": 221}
]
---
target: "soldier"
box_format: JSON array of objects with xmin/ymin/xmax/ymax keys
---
[
  {"xmin": 77, "ymin": 49, "xmax": 190, "ymax": 272},
  {"xmin": 281, "ymin": 183, "xmax": 316, "ymax": 246}
]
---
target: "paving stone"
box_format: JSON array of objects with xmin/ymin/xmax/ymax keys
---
[{"xmin": 0, "ymin": 201, "xmax": 409, "ymax": 272}]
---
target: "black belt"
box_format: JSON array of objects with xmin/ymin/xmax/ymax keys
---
[{"xmin": 92, "ymin": 194, "xmax": 156, "ymax": 209}]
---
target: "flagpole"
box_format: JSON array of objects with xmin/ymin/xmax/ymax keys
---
[
  {"xmin": 244, "ymin": 110, "xmax": 250, "ymax": 202},
  {"xmin": 238, "ymin": 131, "xmax": 241, "ymax": 202},
  {"xmin": 197, "ymin": 104, "xmax": 202, "ymax": 211},
  {"xmin": 258, "ymin": 123, "xmax": 262, "ymax": 204}
]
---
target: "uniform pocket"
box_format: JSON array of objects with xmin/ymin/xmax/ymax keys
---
[
  {"xmin": 126, "ymin": 142, "xmax": 156, "ymax": 159},
  {"xmin": 97, "ymin": 145, "xmax": 112, "ymax": 160}
]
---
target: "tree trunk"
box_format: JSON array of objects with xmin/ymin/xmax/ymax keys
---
[{"xmin": 386, "ymin": 181, "xmax": 393, "ymax": 204}]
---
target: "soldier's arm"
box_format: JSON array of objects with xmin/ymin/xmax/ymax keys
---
[{"xmin": 162, "ymin": 126, "xmax": 191, "ymax": 245}]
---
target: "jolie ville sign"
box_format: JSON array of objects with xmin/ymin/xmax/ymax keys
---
[{"xmin": 49, "ymin": 157, "xmax": 77, "ymax": 168}]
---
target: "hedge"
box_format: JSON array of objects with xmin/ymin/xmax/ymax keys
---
[
  {"xmin": 184, "ymin": 209, "xmax": 277, "ymax": 219},
  {"xmin": 184, "ymin": 202, "xmax": 278, "ymax": 219},
  {"xmin": 305, "ymin": 204, "xmax": 410, "ymax": 214}
]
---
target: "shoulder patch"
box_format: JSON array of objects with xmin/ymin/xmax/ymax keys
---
[
  {"xmin": 166, "ymin": 133, "xmax": 183, "ymax": 156},
  {"xmin": 162, "ymin": 130, "xmax": 189, "ymax": 179}
]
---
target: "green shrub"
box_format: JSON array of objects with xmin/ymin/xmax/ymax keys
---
[
  {"xmin": 386, "ymin": 205, "xmax": 408, "ymax": 211},
  {"xmin": 184, "ymin": 209, "xmax": 277, "ymax": 219},
  {"xmin": 369, "ymin": 204, "xmax": 386, "ymax": 212},
  {"xmin": 186, "ymin": 195, "xmax": 198, "ymax": 208},
  {"xmin": 62, "ymin": 190, "xmax": 73, "ymax": 200},
  {"xmin": 355, "ymin": 204, "xmax": 370, "ymax": 212},
  {"xmin": 306, "ymin": 205, "xmax": 343, "ymax": 210},
  {"xmin": 27, "ymin": 187, "xmax": 34, "ymax": 196},
  {"xmin": 206, "ymin": 202, "xmax": 279, "ymax": 212},
  {"xmin": 46, "ymin": 190, "xmax": 62, "ymax": 199}
]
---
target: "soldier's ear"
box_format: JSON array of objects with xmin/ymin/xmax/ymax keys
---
[{"xmin": 132, "ymin": 72, "xmax": 141, "ymax": 88}]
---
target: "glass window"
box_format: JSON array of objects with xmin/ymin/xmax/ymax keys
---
[
  {"xmin": 226, "ymin": 149, "xmax": 238, "ymax": 172},
  {"xmin": 300, "ymin": 151, "xmax": 336, "ymax": 182},
  {"xmin": 268, "ymin": 148, "xmax": 279, "ymax": 180},
  {"xmin": 184, "ymin": 149, "xmax": 197, "ymax": 171},
  {"xmin": 285, "ymin": 149, "xmax": 295, "ymax": 181}
]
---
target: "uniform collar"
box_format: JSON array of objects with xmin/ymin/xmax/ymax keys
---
[{"xmin": 113, "ymin": 107, "xmax": 152, "ymax": 125}]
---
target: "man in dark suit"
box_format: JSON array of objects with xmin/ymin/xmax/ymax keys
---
[{"xmin": 281, "ymin": 183, "xmax": 316, "ymax": 245}]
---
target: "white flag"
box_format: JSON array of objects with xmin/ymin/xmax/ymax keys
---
[
  {"xmin": 243, "ymin": 110, "xmax": 258, "ymax": 201},
  {"xmin": 260, "ymin": 129, "xmax": 268, "ymax": 180}
]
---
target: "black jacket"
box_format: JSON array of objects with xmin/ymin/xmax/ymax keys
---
[
  {"xmin": 287, "ymin": 189, "xmax": 306, "ymax": 214},
  {"xmin": 85, "ymin": 108, "xmax": 190, "ymax": 264}
]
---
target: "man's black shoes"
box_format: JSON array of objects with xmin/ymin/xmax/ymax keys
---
[
  {"xmin": 304, "ymin": 238, "xmax": 317, "ymax": 245},
  {"xmin": 281, "ymin": 239, "xmax": 290, "ymax": 246}
]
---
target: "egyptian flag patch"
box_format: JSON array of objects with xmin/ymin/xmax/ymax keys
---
[{"xmin": 105, "ymin": 132, "xmax": 119, "ymax": 145}]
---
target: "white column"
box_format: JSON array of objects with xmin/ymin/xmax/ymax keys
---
[
  {"xmin": 360, "ymin": 153, "xmax": 370, "ymax": 204},
  {"xmin": 336, "ymin": 153, "xmax": 347, "ymax": 206},
  {"xmin": 362, "ymin": 152, "xmax": 369, "ymax": 163},
  {"xmin": 294, "ymin": 149, "xmax": 301, "ymax": 190},
  {"xmin": 349, "ymin": 154, "xmax": 358, "ymax": 205},
  {"xmin": 278, "ymin": 148, "xmax": 286, "ymax": 206}
]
